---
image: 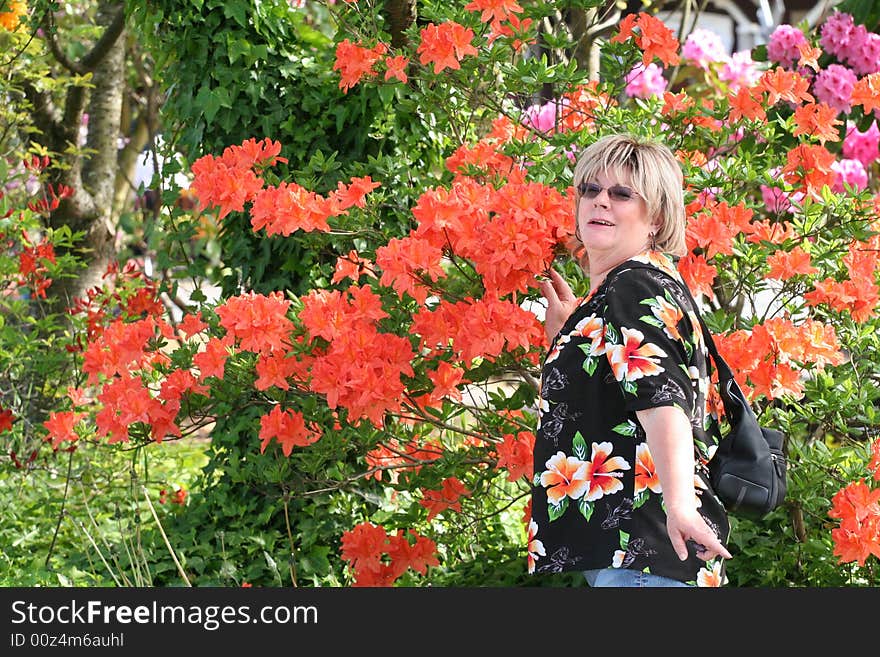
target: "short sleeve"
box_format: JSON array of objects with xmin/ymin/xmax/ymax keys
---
[{"xmin": 602, "ymin": 267, "xmax": 697, "ymax": 415}]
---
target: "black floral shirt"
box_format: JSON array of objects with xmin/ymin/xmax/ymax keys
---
[{"xmin": 528, "ymin": 251, "xmax": 730, "ymax": 586}]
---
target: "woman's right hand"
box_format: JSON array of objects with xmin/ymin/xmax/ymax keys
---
[{"xmin": 538, "ymin": 268, "xmax": 578, "ymax": 343}]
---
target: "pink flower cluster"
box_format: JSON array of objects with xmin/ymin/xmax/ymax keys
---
[
  {"xmin": 719, "ymin": 51, "xmax": 761, "ymax": 91},
  {"xmin": 522, "ymin": 100, "xmax": 567, "ymax": 134},
  {"xmin": 812, "ymin": 64, "xmax": 858, "ymax": 114},
  {"xmin": 767, "ymin": 24, "xmax": 808, "ymax": 68},
  {"xmin": 820, "ymin": 11, "xmax": 880, "ymax": 76},
  {"xmin": 843, "ymin": 121, "xmax": 880, "ymax": 167},
  {"xmin": 832, "ymin": 158, "xmax": 868, "ymax": 193},
  {"xmin": 624, "ymin": 62, "xmax": 667, "ymax": 99},
  {"xmin": 682, "ymin": 28, "xmax": 728, "ymax": 69}
]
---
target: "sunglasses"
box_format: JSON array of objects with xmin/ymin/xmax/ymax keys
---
[{"xmin": 577, "ymin": 181, "xmax": 641, "ymax": 202}]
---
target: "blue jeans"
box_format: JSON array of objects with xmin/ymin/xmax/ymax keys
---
[{"xmin": 583, "ymin": 568, "xmax": 692, "ymax": 587}]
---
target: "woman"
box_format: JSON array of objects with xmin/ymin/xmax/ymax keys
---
[{"xmin": 531, "ymin": 133, "xmax": 732, "ymax": 587}]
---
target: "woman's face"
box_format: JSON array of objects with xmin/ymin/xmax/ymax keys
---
[{"xmin": 576, "ymin": 168, "xmax": 659, "ymax": 268}]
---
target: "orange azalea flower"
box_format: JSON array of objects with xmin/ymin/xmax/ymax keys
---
[
  {"xmin": 678, "ymin": 253, "xmax": 717, "ymax": 300},
  {"xmin": 766, "ymin": 246, "xmax": 818, "ymax": 280},
  {"xmin": 747, "ymin": 219, "xmax": 796, "ymax": 245},
  {"xmin": 417, "ymin": 21, "xmax": 478, "ymax": 73},
  {"xmin": 496, "ymin": 431, "xmax": 535, "ymax": 482},
  {"xmin": 633, "ymin": 442, "xmax": 661, "ymax": 496},
  {"xmin": 727, "ymin": 88, "xmax": 766, "ymax": 123},
  {"xmin": 527, "ymin": 519, "xmax": 545, "ymax": 574},
  {"xmin": 797, "ymin": 42, "xmax": 821, "ymax": 71},
  {"xmin": 635, "ymin": 13, "xmax": 680, "ymax": 66},
  {"xmin": 606, "ymin": 327, "xmax": 667, "ymax": 382},
  {"xmin": 584, "ymin": 441, "xmax": 630, "ymax": 501},
  {"xmin": 540, "ymin": 451, "xmax": 591, "ymax": 505},
  {"xmin": 781, "ymin": 143, "xmax": 836, "ymax": 199},
  {"xmin": 662, "ymin": 90, "xmax": 694, "ymax": 115},
  {"xmin": 829, "ymin": 479, "xmax": 880, "ymax": 566},
  {"xmin": 0, "ymin": 0, "xmax": 26, "ymax": 31},
  {"xmin": 792, "ymin": 103, "xmax": 841, "ymax": 145},
  {"xmin": 259, "ymin": 406, "xmax": 322, "ymax": 457},
  {"xmin": 419, "ymin": 476, "xmax": 471, "ymax": 521},
  {"xmin": 850, "ymin": 73, "xmax": 880, "ymax": 114},
  {"xmin": 464, "ymin": 0, "xmax": 523, "ymax": 24},
  {"xmin": 757, "ymin": 68, "xmax": 814, "ymax": 106},
  {"xmin": 612, "ymin": 12, "xmax": 680, "ymax": 67},
  {"xmin": 384, "ymin": 55, "xmax": 409, "ymax": 83},
  {"xmin": 331, "ymin": 250, "xmax": 376, "ymax": 284},
  {"xmin": 697, "ymin": 560, "xmax": 725, "ymax": 587},
  {"xmin": 43, "ymin": 411, "xmax": 85, "ymax": 449},
  {"xmin": 333, "ymin": 39, "xmax": 388, "ymax": 92}
]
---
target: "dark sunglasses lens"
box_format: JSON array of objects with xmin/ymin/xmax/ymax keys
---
[
  {"xmin": 580, "ymin": 182, "xmax": 602, "ymax": 198},
  {"xmin": 609, "ymin": 186, "xmax": 634, "ymax": 201}
]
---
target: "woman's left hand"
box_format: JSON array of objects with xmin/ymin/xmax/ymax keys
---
[{"xmin": 665, "ymin": 507, "xmax": 733, "ymax": 562}]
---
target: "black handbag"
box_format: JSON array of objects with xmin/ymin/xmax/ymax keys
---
[
  {"xmin": 697, "ymin": 317, "xmax": 787, "ymax": 518},
  {"xmin": 624, "ymin": 264, "xmax": 788, "ymax": 518},
  {"xmin": 671, "ymin": 276, "xmax": 787, "ymax": 518}
]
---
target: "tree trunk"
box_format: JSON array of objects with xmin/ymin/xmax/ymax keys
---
[{"xmin": 44, "ymin": 1, "xmax": 127, "ymax": 310}]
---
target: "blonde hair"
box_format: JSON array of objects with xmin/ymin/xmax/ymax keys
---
[{"xmin": 572, "ymin": 133, "xmax": 687, "ymax": 262}]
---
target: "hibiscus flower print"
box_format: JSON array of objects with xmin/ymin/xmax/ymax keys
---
[
  {"xmin": 633, "ymin": 442, "xmax": 661, "ymax": 498},
  {"xmin": 647, "ymin": 295, "xmax": 684, "ymax": 341},
  {"xmin": 697, "ymin": 560, "xmax": 725, "ymax": 587},
  {"xmin": 583, "ymin": 441, "xmax": 630, "ymax": 501},
  {"xmin": 540, "ymin": 452, "xmax": 591, "ymax": 505},
  {"xmin": 527, "ymin": 519, "xmax": 546, "ymax": 574},
  {"xmin": 573, "ymin": 314, "xmax": 605, "ymax": 355},
  {"xmin": 605, "ymin": 326, "xmax": 667, "ymax": 383}
]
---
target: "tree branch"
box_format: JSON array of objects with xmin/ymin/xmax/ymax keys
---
[{"xmin": 81, "ymin": 5, "xmax": 127, "ymax": 72}]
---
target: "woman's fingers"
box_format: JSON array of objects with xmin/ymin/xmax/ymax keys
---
[{"xmin": 548, "ymin": 268, "xmax": 576, "ymax": 304}]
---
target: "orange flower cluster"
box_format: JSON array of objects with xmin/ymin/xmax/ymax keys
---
[
  {"xmin": 714, "ymin": 317, "xmax": 843, "ymax": 401},
  {"xmin": 494, "ymin": 430, "xmax": 535, "ymax": 482},
  {"xmin": 804, "ymin": 240, "xmax": 880, "ymax": 322},
  {"xmin": 190, "ymin": 138, "xmax": 285, "ymax": 220},
  {"xmin": 419, "ymin": 476, "xmax": 471, "ymax": 521},
  {"xmin": 850, "ymin": 73, "xmax": 880, "ymax": 114},
  {"xmin": 464, "ymin": 0, "xmax": 533, "ymax": 50},
  {"xmin": 339, "ymin": 522, "xmax": 439, "ymax": 586},
  {"xmin": 755, "ymin": 67, "xmax": 814, "ymax": 107},
  {"xmin": 333, "ymin": 39, "xmax": 388, "ymax": 92},
  {"xmin": 829, "ymin": 480, "xmax": 880, "ymax": 566},
  {"xmin": 792, "ymin": 102, "xmax": 842, "ymax": 145},
  {"xmin": 686, "ymin": 199, "xmax": 754, "ymax": 259},
  {"xmin": 258, "ymin": 405, "xmax": 322, "ymax": 457},
  {"xmin": 781, "ymin": 143, "xmax": 837, "ymax": 198},
  {"xmin": 610, "ymin": 11, "xmax": 680, "ymax": 67},
  {"xmin": 396, "ymin": 176, "xmax": 571, "ymax": 299},
  {"xmin": 215, "ymin": 291, "xmax": 293, "ymax": 354},
  {"xmin": 250, "ymin": 176, "xmax": 380, "ymax": 237},
  {"xmin": 765, "ymin": 246, "xmax": 818, "ymax": 280},
  {"xmin": 417, "ymin": 21, "xmax": 478, "ymax": 74},
  {"xmin": 17, "ymin": 233, "xmax": 55, "ymax": 299},
  {"xmin": 300, "ymin": 286, "xmax": 415, "ymax": 426},
  {"xmin": 412, "ymin": 295, "xmax": 545, "ymax": 365},
  {"xmin": 0, "ymin": 0, "xmax": 26, "ymax": 31},
  {"xmin": 43, "ymin": 411, "xmax": 85, "ymax": 449},
  {"xmin": 69, "ymin": 260, "xmax": 164, "ymax": 341}
]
